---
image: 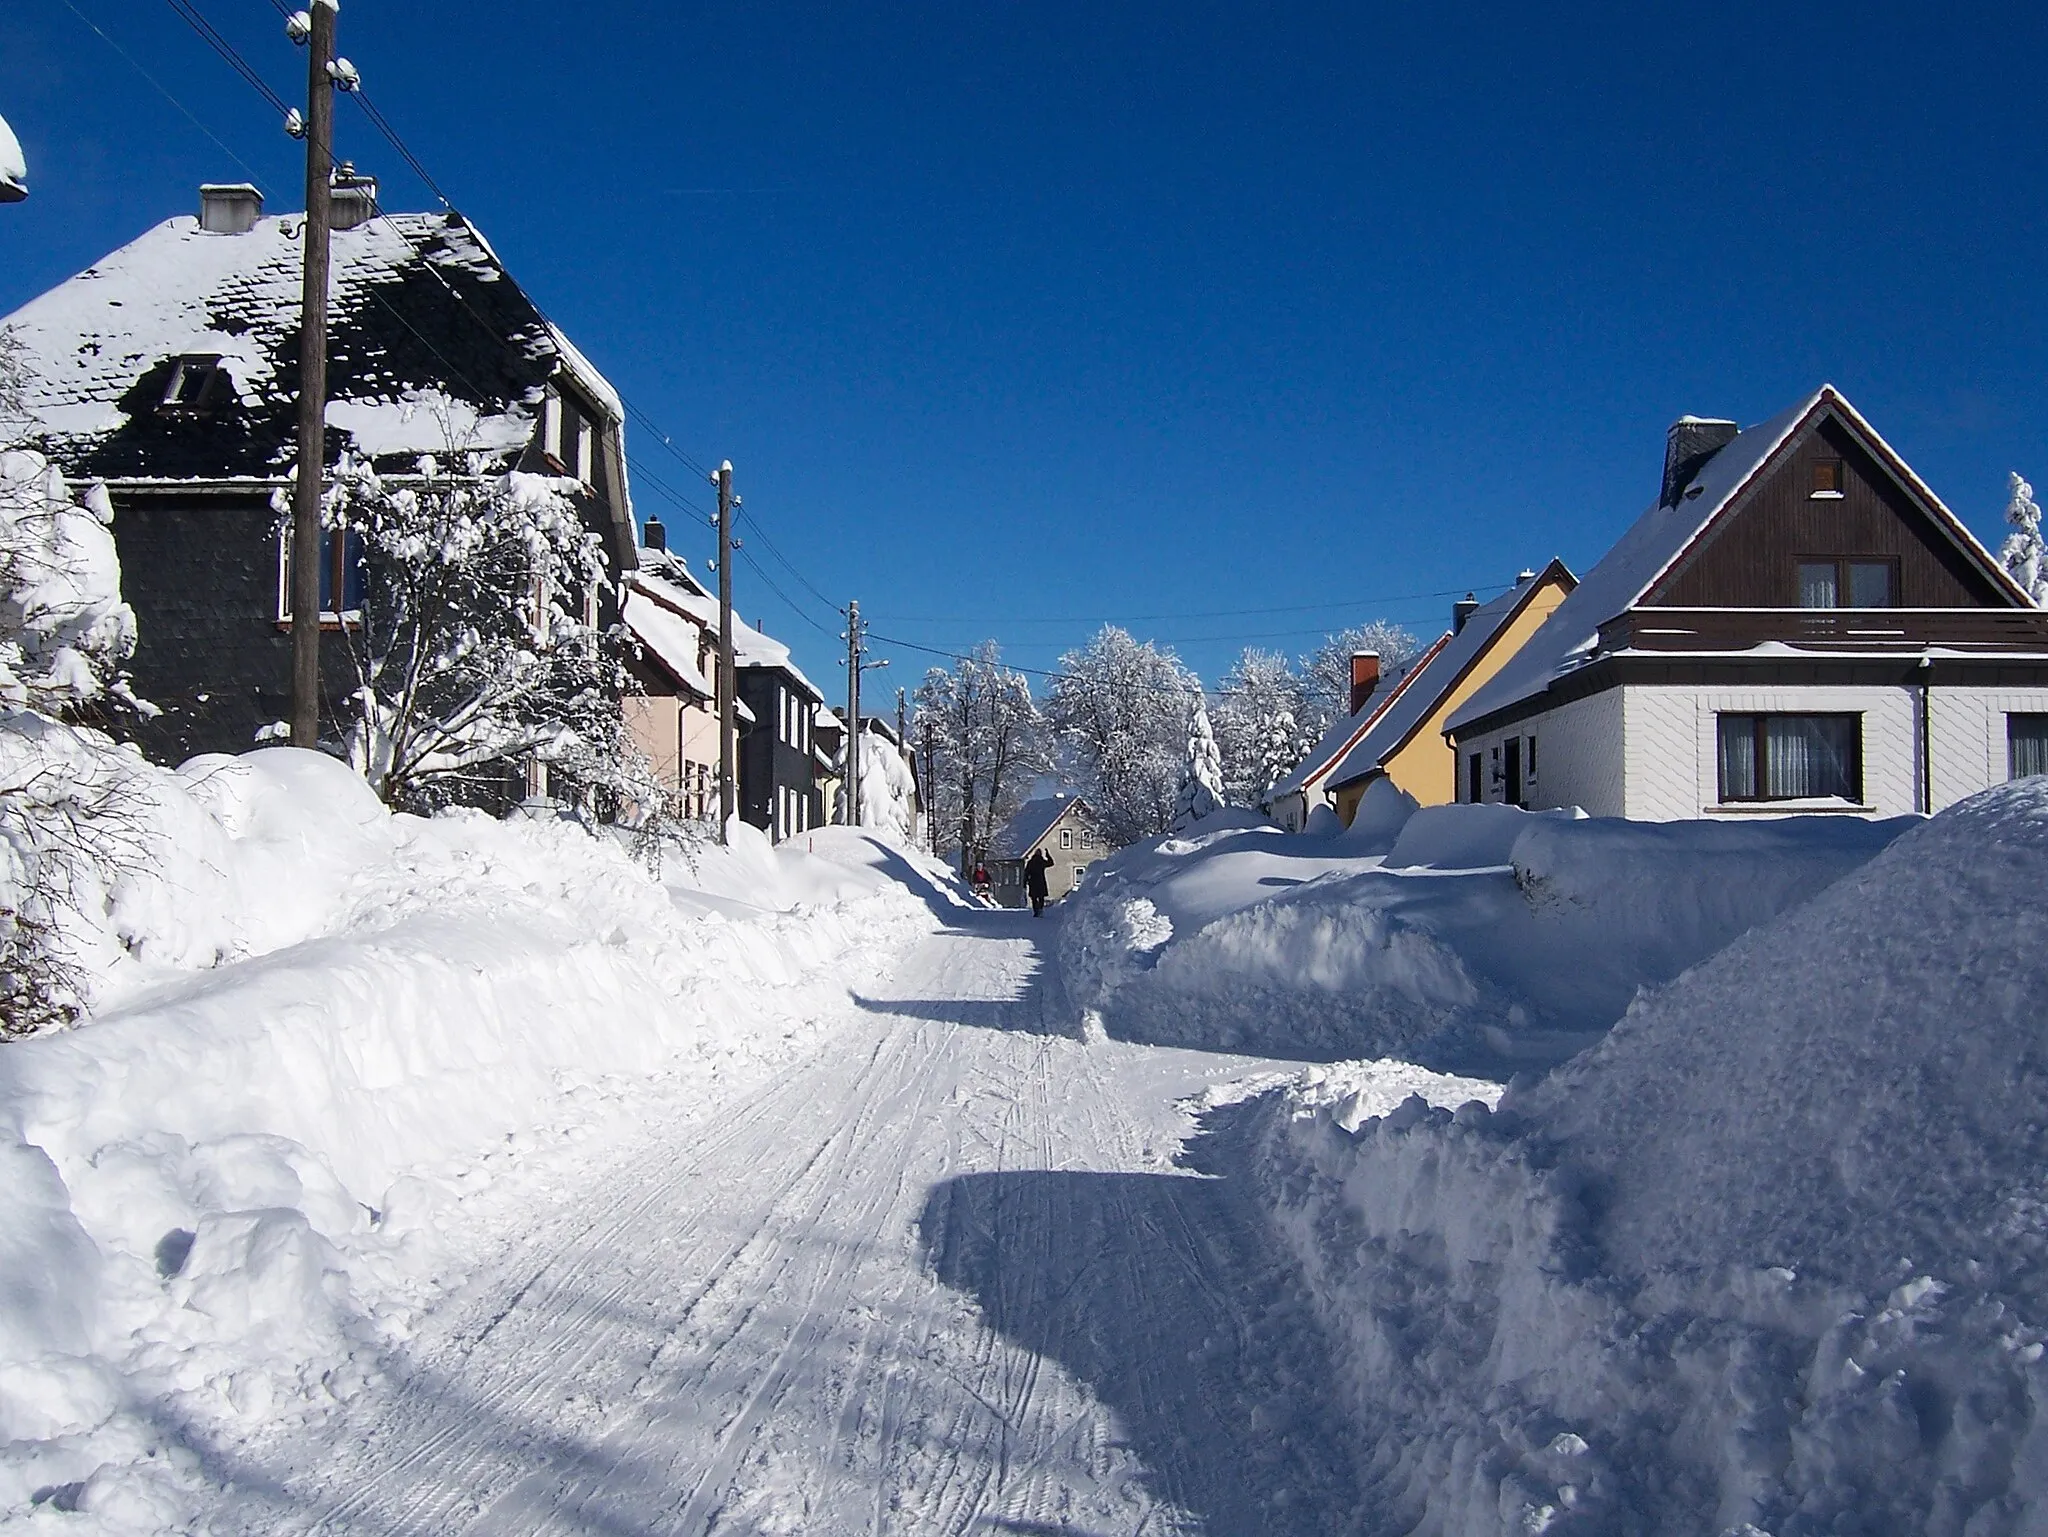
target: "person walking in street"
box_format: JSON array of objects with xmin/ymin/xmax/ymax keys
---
[{"xmin": 1025, "ymin": 848, "xmax": 1054, "ymax": 917}]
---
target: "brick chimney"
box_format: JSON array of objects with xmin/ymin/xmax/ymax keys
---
[
  {"xmin": 1661, "ymin": 416, "xmax": 1740, "ymax": 508},
  {"xmin": 642, "ymin": 516, "xmax": 666, "ymax": 552},
  {"xmin": 1349, "ymin": 651, "xmax": 1380, "ymax": 714},
  {"xmin": 198, "ymin": 183, "xmax": 262, "ymax": 234}
]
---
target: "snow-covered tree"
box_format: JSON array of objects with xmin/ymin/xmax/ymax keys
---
[
  {"xmin": 1046, "ymin": 626, "xmax": 1200, "ymax": 846},
  {"xmin": 319, "ymin": 451, "xmax": 649, "ymax": 816},
  {"xmin": 2003, "ymin": 472, "xmax": 2048, "ymax": 606},
  {"xmin": 1172, "ymin": 695, "xmax": 1226, "ymax": 828},
  {"xmin": 911, "ymin": 642, "xmax": 1046, "ymax": 873},
  {"xmin": 1299, "ymin": 620, "xmax": 1422, "ymax": 737},
  {"xmin": 854, "ymin": 726, "xmax": 918, "ymax": 842},
  {"xmin": 1211, "ymin": 647, "xmax": 1311, "ymax": 806}
]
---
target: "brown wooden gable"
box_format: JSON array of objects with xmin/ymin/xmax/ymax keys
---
[{"xmin": 1647, "ymin": 410, "xmax": 2013, "ymax": 610}]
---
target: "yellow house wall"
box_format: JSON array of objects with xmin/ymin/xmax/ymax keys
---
[{"xmin": 1352, "ymin": 578, "xmax": 1574, "ymax": 814}]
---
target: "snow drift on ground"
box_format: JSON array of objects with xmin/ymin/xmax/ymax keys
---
[
  {"xmin": 0, "ymin": 725, "xmax": 951, "ymax": 1533},
  {"xmin": 1058, "ymin": 798, "xmax": 1910, "ymax": 1070},
  {"xmin": 1234, "ymin": 778, "xmax": 2048, "ymax": 1535}
]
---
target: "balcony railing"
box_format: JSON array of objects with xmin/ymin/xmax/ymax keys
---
[{"xmin": 1600, "ymin": 607, "xmax": 2048, "ymax": 654}]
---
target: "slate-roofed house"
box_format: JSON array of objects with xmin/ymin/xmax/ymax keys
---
[
  {"xmin": 732, "ymin": 615, "xmax": 823, "ymax": 843},
  {"xmin": 0, "ymin": 182, "xmax": 635, "ymax": 767},
  {"xmin": 1324, "ymin": 559, "xmax": 1575, "ymax": 818},
  {"xmin": 987, "ymin": 794, "xmax": 1104, "ymax": 908},
  {"xmin": 1446, "ymin": 385, "xmax": 2048, "ymax": 818}
]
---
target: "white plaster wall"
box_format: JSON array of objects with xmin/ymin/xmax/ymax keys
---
[
  {"xmin": 1452, "ymin": 690, "xmax": 1625, "ymax": 817},
  {"xmin": 1926, "ymin": 686, "xmax": 2048, "ymax": 807}
]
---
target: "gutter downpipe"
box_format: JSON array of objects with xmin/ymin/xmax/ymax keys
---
[{"xmin": 1917, "ymin": 653, "xmax": 1934, "ymax": 815}]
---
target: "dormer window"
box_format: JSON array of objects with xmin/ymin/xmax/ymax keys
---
[
  {"xmin": 1811, "ymin": 458, "xmax": 1845, "ymax": 498},
  {"xmin": 160, "ymin": 355, "xmax": 227, "ymax": 413}
]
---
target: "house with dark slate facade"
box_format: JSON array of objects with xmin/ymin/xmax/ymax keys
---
[{"xmin": 0, "ymin": 180, "xmax": 636, "ymax": 772}]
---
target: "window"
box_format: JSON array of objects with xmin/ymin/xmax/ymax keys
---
[
  {"xmin": 1811, "ymin": 458, "xmax": 1845, "ymax": 497},
  {"xmin": 2010, "ymin": 715, "xmax": 2048, "ymax": 780},
  {"xmin": 160, "ymin": 355, "xmax": 227, "ymax": 413},
  {"xmin": 1798, "ymin": 558, "xmax": 1894, "ymax": 609},
  {"xmin": 1059, "ymin": 827, "xmax": 1073, "ymax": 850},
  {"xmin": 1081, "ymin": 828, "xmax": 1094, "ymax": 849},
  {"xmin": 279, "ymin": 528, "xmax": 366, "ymax": 623},
  {"xmin": 1717, "ymin": 714, "xmax": 1861, "ymax": 802},
  {"xmin": 542, "ymin": 391, "xmax": 564, "ymax": 463},
  {"xmin": 575, "ymin": 416, "xmax": 595, "ymax": 484},
  {"xmin": 1467, "ymin": 751, "xmax": 1483, "ymax": 803},
  {"xmin": 1526, "ymin": 735, "xmax": 1537, "ymax": 777}
]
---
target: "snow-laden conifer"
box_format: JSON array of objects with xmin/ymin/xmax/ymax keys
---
[
  {"xmin": 2002, "ymin": 471, "xmax": 2048, "ymax": 606},
  {"xmin": 1171, "ymin": 695, "xmax": 1226, "ymax": 828}
]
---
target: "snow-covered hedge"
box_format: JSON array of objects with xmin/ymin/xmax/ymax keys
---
[
  {"xmin": 1058, "ymin": 801, "xmax": 1909, "ymax": 1068},
  {"xmin": 1237, "ymin": 780, "xmax": 2048, "ymax": 1534},
  {"xmin": 0, "ymin": 726, "xmax": 945, "ymax": 1526}
]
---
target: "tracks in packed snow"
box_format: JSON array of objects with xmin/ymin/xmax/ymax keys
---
[{"xmin": 214, "ymin": 910, "xmax": 1364, "ymax": 1536}]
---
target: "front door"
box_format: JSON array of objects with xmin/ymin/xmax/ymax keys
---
[{"xmin": 1504, "ymin": 738, "xmax": 1523, "ymax": 807}]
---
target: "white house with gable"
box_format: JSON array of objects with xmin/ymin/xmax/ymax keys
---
[{"xmin": 1447, "ymin": 385, "xmax": 2048, "ymax": 819}]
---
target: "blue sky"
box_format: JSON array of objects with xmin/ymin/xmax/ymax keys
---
[{"xmin": 5, "ymin": 2, "xmax": 2046, "ymax": 695}]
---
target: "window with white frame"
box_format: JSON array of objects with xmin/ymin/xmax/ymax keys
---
[
  {"xmin": 575, "ymin": 415, "xmax": 594, "ymax": 484},
  {"xmin": 541, "ymin": 391, "xmax": 564, "ymax": 464},
  {"xmin": 1716, "ymin": 713, "xmax": 1861, "ymax": 802},
  {"xmin": 1060, "ymin": 827, "xmax": 1073, "ymax": 850}
]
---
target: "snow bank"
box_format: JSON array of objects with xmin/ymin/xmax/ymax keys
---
[
  {"xmin": 1059, "ymin": 802, "xmax": 1909, "ymax": 1068},
  {"xmin": 0, "ymin": 725, "xmax": 949, "ymax": 1530},
  {"xmin": 1237, "ymin": 780, "xmax": 2048, "ymax": 1534}
]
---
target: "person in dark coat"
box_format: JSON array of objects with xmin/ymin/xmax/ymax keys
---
[{"xmin": 1025, "ymin": 848, "xmax": 1054, "ymax": 916}]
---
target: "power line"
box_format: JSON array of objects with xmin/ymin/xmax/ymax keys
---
[
  {"xmin": 59, "ymin": 0, "xmax": 276, "ymax": 189},
  {"xmin": 870, "ymin": 585, "xmax": 1495, "ymax": 628},
  {"xmin": 162, "ymin": 0, "xmax": 293, "ymax": 117}
]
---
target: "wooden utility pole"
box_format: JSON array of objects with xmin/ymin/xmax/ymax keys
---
[
  {"xmin": 715, "ymin": 461, "xmax": 736, "ymax": 842},
  {"xmin": 289, "ymin": 0, "xmax": 339, "ymax": 748},
  {"xmin": 844, "ymin": 599, "xmax": 862, "ymax": 827}
]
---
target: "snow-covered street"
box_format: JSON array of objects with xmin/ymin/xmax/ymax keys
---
[{"xmin": 203, "ymin": 910, "xmax": 1410, "ymax": 1537}]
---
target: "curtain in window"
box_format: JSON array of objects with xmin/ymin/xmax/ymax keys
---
[
  {"xmin": 1763, "ymin": 716, "xmax": 1856, "ymax": 798},
  {"xmin": 1798, "ymin": 562, "xmax": 1838, "ymax": 609},
  {"xmin": 2010, "ymin": 715, "xmax": 2048, "ymax": 779},
  {"xmin": 1718, "ymin": 716, "xmax": 1758, "ymax": 799}
]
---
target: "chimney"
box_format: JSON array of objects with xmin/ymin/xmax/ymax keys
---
[
  {"xmin": 198, "ymin": 183, "xmax": 262, "ymax": 234},
  {"xmin": 1453, "ymin": 593, "xmax": 1479, "ymax": 633},
  {"xmin": 1349, "ymin": 651, "xmax": 1380, "ymax": 714},
  {"xmin": 1660, "ymin": 416, "xmax": 1740, "ymax": 508},
  {"xmin": 329, "ymin": 163, "xmax": 377, "ymax": 231},
  {"xmin": 642, "ymin": 516, "xmax": 666, "ymax": 552}
]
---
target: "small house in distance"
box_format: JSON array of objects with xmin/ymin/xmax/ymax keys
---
[
  {"xmin": 1447, "ymin": 386, "xmax": 2048, "ymax": 817},
  {"xmin": 988, "ymin": 795, "xmax": 1104, "ymax": 908}
]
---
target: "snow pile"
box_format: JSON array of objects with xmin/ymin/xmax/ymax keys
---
[
  {"xmin": 1058, "ymin": 802, "xmax": 1909, "ymax": 1067},
  {"xmin": 1238, "ymin": 779, "xmax": 2048, "ymax": 1534},
  {"xmin": 0, "ymin": 725, "xmax": 949, "ymax": 1530}
]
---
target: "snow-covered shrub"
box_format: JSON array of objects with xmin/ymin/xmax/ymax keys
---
[
  {"xmin": 0, "ymin": 450, "xmax": 141, "ymax": 718},
  {"xmin": 318, "ymin": 453, "xmax": 650, "ymax": 815},
  {"xmin": 855, "ymin": 727, "xmax": 917, "ymax": 841}
]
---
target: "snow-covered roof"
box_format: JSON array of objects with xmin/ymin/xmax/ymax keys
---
[
  {"xmin": 621, "ymin": 589, "xmax": 711, "ymax": 698},
  {"xmin": 989, "ymin": 795, "xmax": 1093, "ymax": 859},
  {"xmin": 625, "ymin": 551, "xmax": 822, "ymax": 703},
  {"xmin": 1447, "ymin": 385, "xmax": 2027, "ymax": 733},
  {"xmin": 0, "ymin": 112, "xmax": 25, "ymax": 200},
  {"xmin": 0, "ymin": 210, "xmax": 625, "ymax": 501},
  {"xmin": 1328, "ymin": 559, "xmax": 1573, "ymax": 788},
  {"xmin": 1264, "ymin": 638, "xmax": 1448, "ymax": 804}
]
